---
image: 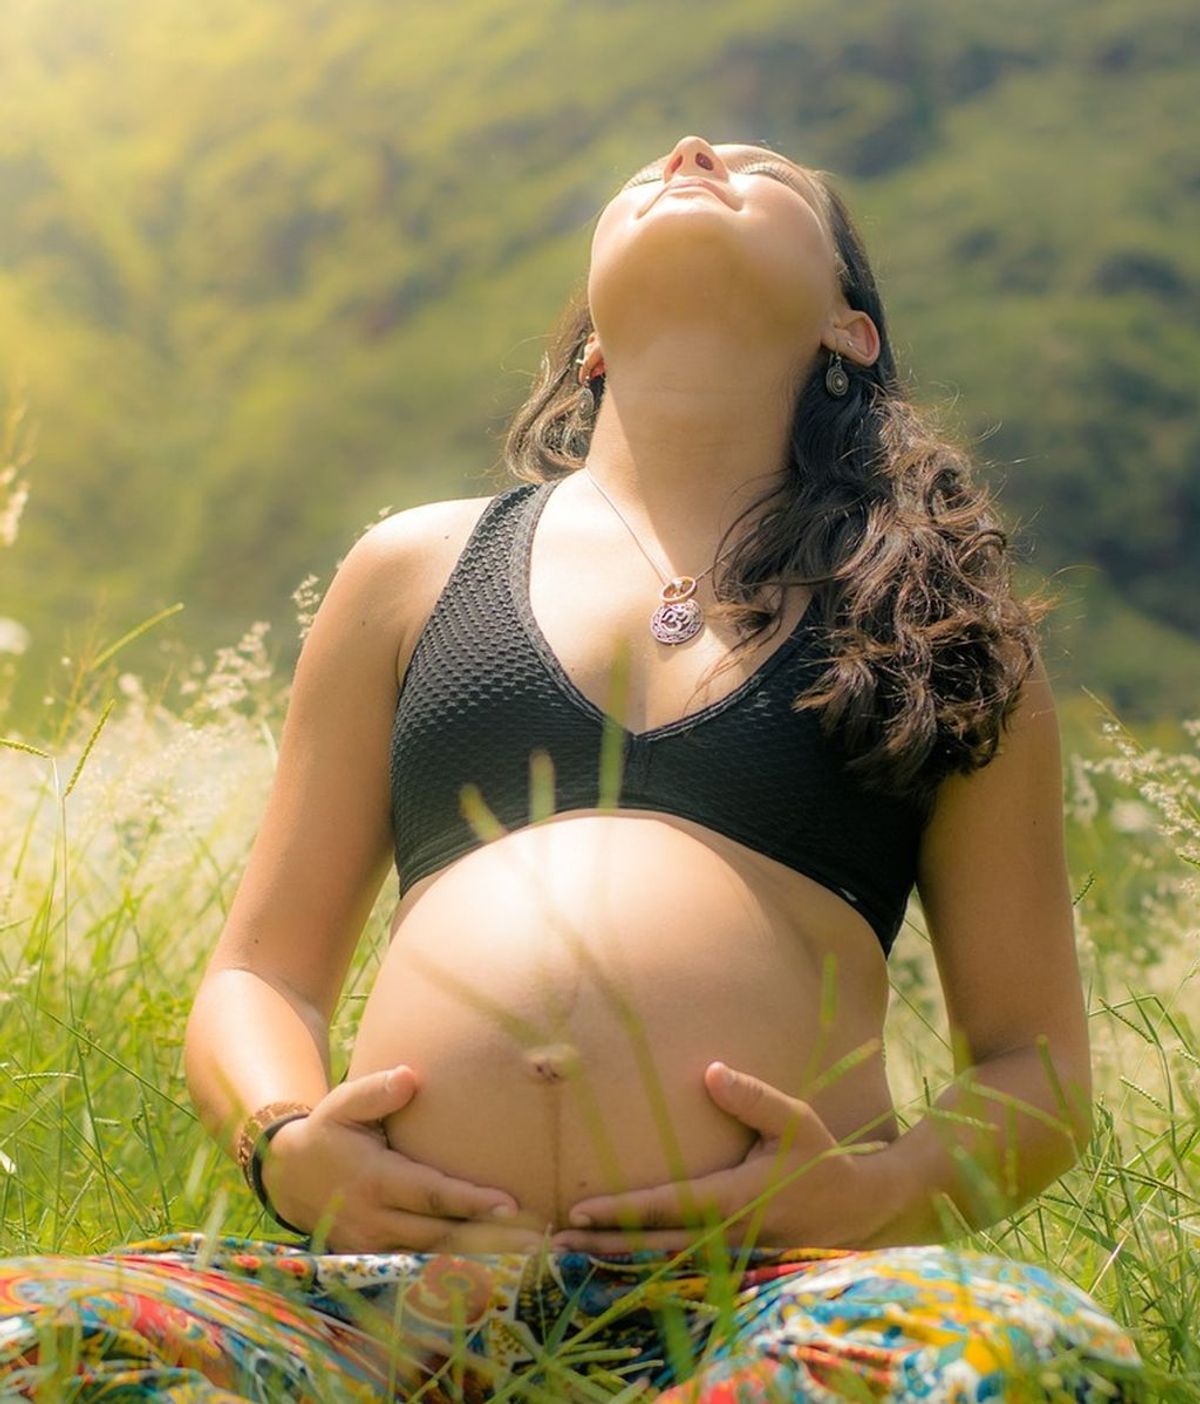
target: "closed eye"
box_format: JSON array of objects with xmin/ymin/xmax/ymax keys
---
[
  {"xmin": 622, "ymin": 161, "xmax": 667, "ymax": 187},
  {"xmin": 737, "ymin": 159, "xmax": 807, "ymax": 190},
  {"xmin": 623, "ymin": 158, "xmax": 811, "ymax": 204}
]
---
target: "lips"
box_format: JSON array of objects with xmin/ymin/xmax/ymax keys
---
[{"xmin": 650, "ymin": 177, "xmax": 732, "ymax": 211}]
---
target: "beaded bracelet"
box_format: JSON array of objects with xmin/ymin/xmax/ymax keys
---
[
  {"xmin": 248, "ymin": 1114, "xmax": 312, "ymax": 1235},
  {"xmin": 234, "ymin": 1101, "xmax": 313, "ymax": 1236}
]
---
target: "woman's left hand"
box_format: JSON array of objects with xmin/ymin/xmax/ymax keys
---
[{"xmin": 550, "ymin": 1061, "xmax": 894, "ymax": 1253}]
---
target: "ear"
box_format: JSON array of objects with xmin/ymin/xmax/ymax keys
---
[
  {"xmin": 828, "ymin": 309, "xmax": 880, "ymax": 369},
  {"xmin": 578, "ymin": 333, "xmax": 606, "ymax": 382}
]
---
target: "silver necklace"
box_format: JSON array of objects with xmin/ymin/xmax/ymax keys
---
[{"xmin": 583, "ymin": 468, "xmax": 739, "ymax": 645}]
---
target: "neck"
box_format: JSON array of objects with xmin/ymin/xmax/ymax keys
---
[{"xmin": 581, "ymin": 336, "xmax": 800, "ymax": 555}]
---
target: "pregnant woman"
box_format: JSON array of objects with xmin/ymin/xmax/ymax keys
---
[{"xmin": 0, "ymin": 135, "xmax": 1144, "ymax": 1401}]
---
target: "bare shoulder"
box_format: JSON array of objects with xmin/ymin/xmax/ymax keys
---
[
  {"xmin": 348, "ymin": 493, "xmax": 498, "ymax": 573},
  {"xmin": 198, "ymin": 491, "xmax": 501, "ymax": 1007},
  {"xmin": 334, "ymin": 493, "xmax": 499, "ymax": 679},
  {"xmin": 917, "ymin": 646, "xmax": 1063, "ymax": 892},
  {"xmin": 368, "ymin": 493, "xmax": 498, "ymax": 552}
]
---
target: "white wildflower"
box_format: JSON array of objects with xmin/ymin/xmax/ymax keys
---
[
  {"xmin": 1109, "ymin": 799, "xmax": 1156, "ymax": 834},
  {"xmin": 291, "ymin": 572, "xmax": 323, "ymax": 643},
  {"xmin": 0, "ymin": 480, "xmax": 28, "ymax": 548},
  {"xmin": 1067, "ymin": 752, "xmax": 1100, "ymax": 826},
  {"xmin": 0, "ymin": 618, "xmax": 30, "ymax": 655},
  {"xmin": 186, "ymin": 620, "xmax": 275, "ymax": 720}
]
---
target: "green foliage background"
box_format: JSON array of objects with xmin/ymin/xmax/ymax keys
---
[{"xmin": 1, "ymin": 0, "xmax": 1197, "ymax": 726}]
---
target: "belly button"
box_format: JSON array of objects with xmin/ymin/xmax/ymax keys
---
[{"xmin": 522, "ymin": 1042, "xmax": 581, "ymax": 1084}]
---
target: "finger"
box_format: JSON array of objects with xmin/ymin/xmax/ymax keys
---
[
  {"xmin": 376, "ymin": 1157, "xmax": 520, "ymax": 1221},
  {"xmin": 334, "ymin": 1209, "xmax": 547, "ymax": 1255},
  {"xmin": 568, "ymin": 1168, "xmax": 742, "ymax": 1232},
  {"xmin": 704, "ymin": 1062, "xmax": 811, "ymax": 1142},
  {"xmin": 434, "ymin": 1218, "xmax": 554, "ymax": 1255},
  {"xmin": 550, "ymin": 1227, "xmax": 728, "ymax": 1255},
  {"xmin": 326, "ymin": 1065, "xmax": 418, "ymax": 1125},
  {"xmin": 391, "ymin": 1211, "xmax": 547, "ymax": 1254}
]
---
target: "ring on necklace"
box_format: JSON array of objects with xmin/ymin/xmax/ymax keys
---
[{"xmin": 660, "ymin": 576, "xmax": 698, "ymax": 603}]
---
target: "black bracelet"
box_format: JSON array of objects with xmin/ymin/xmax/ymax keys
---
[{"xmin": 247, "ymin": 1111, "xmax": 312, "ymax": 1237}]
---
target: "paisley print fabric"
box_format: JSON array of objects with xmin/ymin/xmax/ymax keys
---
[{"xmin": 0, "ymin": 1232, "xmax": 1144, "ymax": 1400}]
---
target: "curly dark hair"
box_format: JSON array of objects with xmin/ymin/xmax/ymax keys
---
[{"xmin": 499, "ymin": 162, "xmax": 1060, "ymax": 821}]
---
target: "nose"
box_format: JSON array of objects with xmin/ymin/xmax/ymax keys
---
[{"xmin": 663, "ymin": 135, "xmax": 728, "ymax": 183}]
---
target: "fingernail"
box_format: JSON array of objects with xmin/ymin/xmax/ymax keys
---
[
  {"xmin": 491, "ymin": 1203, "xmax": 517, "ymax": 1220},
  {"xmin": 569, "ymin": 1210, "xmax": 592, "ymax": 1227},
  {"xmin": 716, "ymin": 1062, "xmax": 735, "ymax": 1087}
]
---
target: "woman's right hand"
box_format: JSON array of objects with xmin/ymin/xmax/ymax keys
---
[{"xmin": 260, "ymin": 1065, "xmax": 546, "ymax": 1253}]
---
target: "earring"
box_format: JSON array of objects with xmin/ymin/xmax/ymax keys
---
[
  {"xmin": 575, "ymin": 350, "xmax": 603, "ymax": 417},
  {"xmin": 825, "ymin": 344, "xmax": 850, "ymax": 397}
]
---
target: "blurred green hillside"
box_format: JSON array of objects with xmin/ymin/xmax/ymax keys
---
[{"xmin": 0, "ymin": 0, "xmax": 1197, "ymax": 729}]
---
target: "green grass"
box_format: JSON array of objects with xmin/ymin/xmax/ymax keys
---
[{"xmin": 0, "ymin": 595, "xmax": 1196, "ymax": 1399}]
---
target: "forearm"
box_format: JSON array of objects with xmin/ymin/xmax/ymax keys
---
[
  {"xmin": 856, "ymin": 1038, "xmax": 1093, "ymax": 1249},
  {"xmin": 184, "ymin": 966, "xmax": 332, "ymax": 1161}
]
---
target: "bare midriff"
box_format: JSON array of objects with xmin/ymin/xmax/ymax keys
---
[
  {"xmin": 346, "ymin": 488, "xmax": 902, "ymax": 1239},
  {"xmin": 346, "ymin": 809, "xmax": 899, "ymax": 1236}
]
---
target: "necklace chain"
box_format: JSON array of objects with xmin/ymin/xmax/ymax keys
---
[
  {"xmin": 581, "ymin": 467, "xmax": 740, "ymax": 645},
  {"xmin": 582, "ymin": 468, "xmax": 738, "ymax": 587}
]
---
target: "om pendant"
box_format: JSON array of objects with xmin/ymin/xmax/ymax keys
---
[{"xmin": 650, "ymin": 576, "xmax": 704, "ymax": 645}]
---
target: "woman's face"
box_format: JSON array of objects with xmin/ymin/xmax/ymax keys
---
[{"xmin": 587, "ymin": 134, "xmax": 844, "ymax": 363}]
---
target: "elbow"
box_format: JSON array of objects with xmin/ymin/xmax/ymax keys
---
[
  {"xmin": 1070, "ymin": 1096, "xmax": 1095, "ymax": 1163},
  {"xmin": 1049, "ymin": 1039, "xmax": 1095, "ymax": 1160},
  {"xmin": 1070, "ymin": 1043, "xmax": 1095, "ymax": 1152},
  {"xmin": 1045, "ymin": 1064, "xmax": 1093, "ymax": 1191},
  {"xmin": 182, "ymin": 973, "xmax": 214, "ymax": 1083}
]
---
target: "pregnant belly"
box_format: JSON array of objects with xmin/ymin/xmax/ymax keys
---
[{"xmin": 346, "ymin": 812, "xmax": 894, "ymax": 1237}]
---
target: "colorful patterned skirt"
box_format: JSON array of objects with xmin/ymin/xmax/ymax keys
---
[{"xmin": 0, "ymin": 1232, "xmax": 1145, "ymax": 1401}]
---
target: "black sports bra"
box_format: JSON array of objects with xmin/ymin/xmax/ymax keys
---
[{"xmin": 389, "ymin": 479, "xmax": 926, "ymax": 957}]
